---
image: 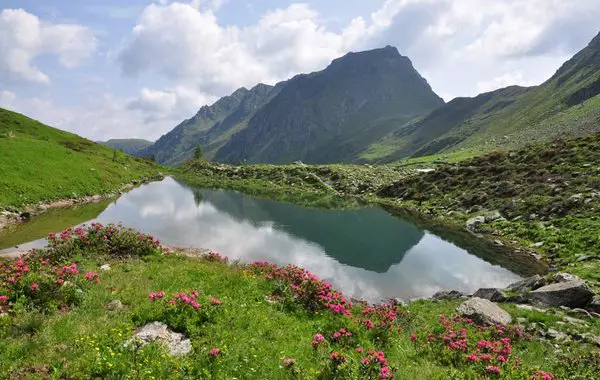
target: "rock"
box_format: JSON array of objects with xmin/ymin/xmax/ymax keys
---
[
  {"xmin": 529, "ymin": 280, "xmax": 594, "ymax": 308},
  {"xmin": 569, "ymin": 193, "xmax": 583, "ymax": 203},
  {"xmin": 466, "ymin": 216, "xmax": 485, "ymax": 232},
  {"xmin": 516, "ymin": 304, "xmax": 548, "ymax": 313},
  {"xmin": 545, "ymin": 328, "xmax": 569, "ymax": 341},
  {"xmin": 20, "ymin": 212, "xmax": 31, "ymax": 220},
  {"xmin": 107, "ymin": 300, "xmax": 123, "ymax": 311},
  {"xmin": 563, "ymin": 316, "xmax": 588, "ymax": 327},
  {"xmin": 530, "ymin": 241, "xmax": 545, "ymax": 248},
  {"xmin": 493, "ymin": 239, "xmax": 504, "ymax": 246},
  {"xmin": 586, "ymin": 295, "xmax": 600, "ymax": 313},
  {"xmin": 472, "ymin": 288, "xmax": 507, "ymax": 303},
  {"xmin": 293, "ymin": 160, "xmax": 306, "ymax": 166},
  {"xmin": 457, "ymin": 298, "xmax": 512, "ymax": 325},
  {"xmin": 128, "ymin": 322, "xmax": 192, "ymax": 356},
  {"xmin": 516, "ymin": 317, "xmax": 528, "ymax": 325},
  {"xmin": 569, "ymin": 308, "xmax": 593, "ymax": 319},
  {"xmin": 590, "ymin": 336, "xmax": 600, "ymax": 347},
  {"xmin": 100, "ymin": 264, "xmax": 111, "ymax": 271},
  {"xmin": 553, "ymin": 273, "xmax": 582, "ymax": 283},
  {"xmin": 431, "ymin": 290, "xmax": 466, "ymax": 301},
  {"xmin": 484, "ymin": 210, "xmax": 505, "ymax": 222},
  {"xmin": 505, "ymin": 275, "xmax": 545, "ymax": 293},
  {"xmin": 575, "ymin": 254, "xmax": 592, "ymax": 262}
]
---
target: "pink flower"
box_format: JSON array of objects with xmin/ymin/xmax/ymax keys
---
[
  {"xmin": 465, "ymin": 354, "xmax": 478, "ymax": 362},
  {"xmin": 497, "ymin": 355, "xmax": 507, "ymax": 363},
  {"xmin": 410, "ymin": 333, "xmax": 417, "ymax": 342},
  {"xmin": 356, "ymin": 346, "xmax": 364, "ymax": 353},
  {"xmin": 209, "ymin": 348, "xmax": 221, "ymax": 358},
  {"xmin": 380, "ymin": 366, "xmax": 393, "ymax": 379},
  {"xmin": 532, "ymin": 370, "xmax": 554, "ymax": 380},
  {"xmin": 486, "ymin": 366, "xmax": 501, "ymax": 375},
  {"xmin": 312, "ymin": 333, "xmax": 325, "ymax": 348},
  {"xmin": 0, "ymin": 295, "xmax": 8, "ymax": 304},
  {"xmin": 30, "ymin": 283, "xmax": 39, "ymax": 292},
  {"xmin": 282, "ymin": 358, "xmax": 295, "ymax": 367},
  {"xmin": 210, "ymin": 297, "xmax": 222, "ymax": 305},
  {"xmin": 85, "ymin": 272, "xmax": 100, "ymax": 283},
  {"xmin": 148, "ymin": 291, "xmax": 165, "ymax": 301},
  {"xmin": 364, "ymin": 319, "xmax": 375, "ymax": 329}
]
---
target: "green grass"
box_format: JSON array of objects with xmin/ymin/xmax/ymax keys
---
[
  {"xmin": 0, "ymin": 108, "xmax": 163, "ymax": 209},
  {"xmin": 3, "ymin": 252, "xmax": 597, "ymax": 379}
]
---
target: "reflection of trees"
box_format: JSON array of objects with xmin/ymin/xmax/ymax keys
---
[{"xmin": 198, "ymin": 189, "xmax": 425, "ymax": 273}]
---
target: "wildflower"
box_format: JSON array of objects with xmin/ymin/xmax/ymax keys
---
[
  {"xmin": 209, "ymin": 348, "xmax": 221, "ymax": 358},
  {"xmin": 497, "ymin": 355, "xmax": 507, "ymax": 363},
  {"xmin": 356, "ymin": 346, "xmax": 364, "ymax": 353},
  {"xmin": 410, "ymin": 333, "xmax": 417, "ymax": 342},
  {"xmin": 361, "ymin": 357, "xmax": 371, "ymax": 365},
  {"xmin": 532, "ymin": 370, "xmax": 554, "ymax": 380},
  {"xmin": 465, "ymin": 354, "xmax": 478, "ymax": 362},
  {"xmin": 363, "ymin": 319, "xmax": 375, "ymax": 329},
  {"xmin": 330, "ymin": 352, "xmax": 345, "ymax": 364},
  {"xmin": 312, "ymin": 333, "xmax": 325, "ymax": 348},
  {"xmin": 485, "ymin": 366, "xmax": 501, "ymax": 375},
  {"xmin": 380, "ymin": 366, "xmax": 393, "ymax": 379},
  {"xmin": 85, "ymin": 272, "xmax": 100, "ymax": 283},
  {"xmin": 148, "ymin": 291, "xmax": 165, "ymax": 301},
  {"xmin": 0, "ymin": 295, "xmax": 8, "ymax": 304},
  {"xmin": 30, "ymin": 283, "xmax": 39, "ymax": 292},
  {"xmin": 210, "ymin": 297, "xmax": 222, "ymax": 305},
  {"xmin": 282, "ymin": 358, "xmax": 295, "ymax": 367}
]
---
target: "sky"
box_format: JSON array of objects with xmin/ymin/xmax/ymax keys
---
[{"xmin": 0, "ymin": 0, "xmax": 599, "ymax": 141}]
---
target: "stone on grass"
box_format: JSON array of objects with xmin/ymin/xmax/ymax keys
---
[
  {"xmin": 553, "ymin": 273, "xmax": 582, "ymax": 283},
  {"xmin": 107, "ymin": 300, "xmax": 123, "ymax": 311},
  {"xmin": 457, "ymin": 297, "xmax": 512, "ymax": 325},
  {"xmin": 100, "ymin": 264, "xmax": 111, "ymax": 271},
  {"xmin": 472, "ymin": 288, "xmax": 507, "ymax": 303},
  {"xmin": 466, "ymin": 216, "xmax": 485, "ymax": 232},
  {"xmin": 431, "ymin": 290, "xmax": 466, "ymax": 301},
  {"xmin": 529, "ymin": 280, "xmax": 594, "ymax": 308},
  {"xmin": 128, "ymin": 322, "xmax": 192, "ymax": 356},
  {"xmin": 505, "ymin": 275, "xmax": 545, "ymax": 293},
  {"xmin": 586, "ymin": 295, "xmax": 600, "ymax": 314},
  {"xmin": 544, "ymin": 328, "xmax": 569, "ymax": 341}
]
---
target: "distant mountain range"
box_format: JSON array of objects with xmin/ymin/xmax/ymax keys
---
[
  {"xmin": 138, "ymin": 31, "xmax": 600, "ymax": 165},
  {"xmin": 99, "ymin": 139, "xmax": 153, "ymax": 155}
]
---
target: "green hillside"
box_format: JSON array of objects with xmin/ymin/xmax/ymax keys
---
[
  {"xmin": 99, "ymin": 139, "xmax": 153, "ymax": 155},
  {"xmin": 370, "ymin": 31, "xmax": 600, "ymax": 162},
  {"xmin": 0, "ymin": 108, "xmax": 162, "ymax": 208}
]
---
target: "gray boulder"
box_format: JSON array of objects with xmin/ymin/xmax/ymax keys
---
[
  {"xmin": 128, "ymin": 322, "xmax": 192, "ymax": 356},
  {"xmin": 472, "ymin": 288, "xmax": 507, "ymax": 303},
  {"xmin": 529, "ymin": 280, "xmax": 594, "ymax": 308},
  {"xmin": 505, "ymin": 275, "xmax": 545, "ymax": 293},
  {"xmin": 553, "ymin": 272, "xmax": 582, "ymax": 283},
  {"xmin": 585, "ymin": 295, "xmax": 600, "ymax": 314},
  {"xmin": 431, "ymin": 290, "xmax": 466, "ymax": 301},
  {"xmin": 466, "ymin": 216, "xmax": 485, "ymax": 232},
  {"xmin": 457, "ymin": 297, "xmax": 512, "ymax": 325}
]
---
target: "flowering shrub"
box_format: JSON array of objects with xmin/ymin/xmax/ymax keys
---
[
  {"xmin": 203, "ymin": 252, "xmax": 228, "ymax": 263},
  {"xmin": 359, "ymin": 350, "xmax": 395, "ymax": 379},
  {"xmin": 247, "ymin": 262, "xmax": 351, "ymax": 315},
  {"xmin": 140, "ymin": 290, "xmax": 223, "ymax": 337},
  {"xmin": 0, "ymin": 257, "xmax": 99, "ymax": 312},
  {"xmin": 43, "ymin": 223, "xmax": 162, "ymax": 262}
]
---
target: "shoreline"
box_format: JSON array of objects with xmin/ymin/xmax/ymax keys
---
[{"xmin": 0, "ymin": 174, "xmax": 164, "ymax": 233}]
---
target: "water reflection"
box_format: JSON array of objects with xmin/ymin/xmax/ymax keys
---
[{"xmin": 91, "ymin": 178, "xmax": 522, "ymax": 301}]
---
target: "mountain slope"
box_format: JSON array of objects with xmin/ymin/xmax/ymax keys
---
[
  {"xmin": 215, "ymin": 46, "xmax": 444, "ymax": 164},
  {"xmin": 0, "ymin": 108, "xmax": 160, "ymax": 208},
  {"xmin": 372, "ymin": 31, "xmax": 600, "ymax": 162},
  {"xmin": 140, "ymin": 84, "xmax": 281, "ymax": 165},
  {"xmin": 100, "ymin": 139, "xmax": 153, "ymax": 155}
]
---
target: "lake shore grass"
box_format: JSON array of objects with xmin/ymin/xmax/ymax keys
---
[{"xmin": 1, "ymin": 225, "xmax": 597, "ymax": 379}]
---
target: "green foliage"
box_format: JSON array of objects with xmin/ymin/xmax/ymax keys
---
[{"xmin": 0, "ymin": 108, "xmax": 163, "ymax": 209}]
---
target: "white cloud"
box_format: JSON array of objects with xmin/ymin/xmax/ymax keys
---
[
  {"xmin": 0, "ymin": 8, "xmax": 96, "ymax": 85},
  {"xmin": 475, "ymin": 71, "xmax": 539, "ymax": 93},
  {"xmin": 127, "ymin": 86, "xmax": 216, "ymax": 123}
]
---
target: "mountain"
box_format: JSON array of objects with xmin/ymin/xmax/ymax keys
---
[
  {"xmin": 369, "ymin": 31, "xmax": 600, "ymax": 162},
  {"xmin": 0, "ymin": 108, "xmax": 159, "ymax": 208},
  {"xmin": 139, "ymin": 83, "xmax": 282, "ymax": 165},
  {"xmin": 100, "ymin": 139, "xmax": 153, "ymax": 155},
  {"xmin": 215, "ymin": 46, "xmax": 444, "ymax": 164}
]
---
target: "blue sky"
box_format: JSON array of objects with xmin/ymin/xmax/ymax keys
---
[{"xmin": 1, "ymin": 0, "xmax": 599, "ymax": 140}]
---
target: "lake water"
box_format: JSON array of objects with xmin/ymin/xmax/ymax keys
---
[{"xmin": 0, "ymin": 177, "xmax": 543, "ymax": 302}]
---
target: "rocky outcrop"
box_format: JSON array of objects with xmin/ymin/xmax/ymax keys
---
[
  {"xmin": 457, "ymin": 297, "xmax": 512, "ymax": 325},
  {"xmin": 431, "ymin": 290, "xmax": 466, "ymax": 301},
  {"xmin": 472, "ymin": 288, "xmax": 507, "ymax": 303},
  {"xmin": 529, "ymin": 280, "xmax": 594, "ymax": 308},
  {"xmin": 505, "ymin": 275, "xmax": 545, "ymax": 293},
  {"xmin": 127, "ymin": 322, "xmax": 192, "ymax": 356},
  {"xmin": 585, "ymin": 295, "xmax": 600, "ymax": 313}
]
